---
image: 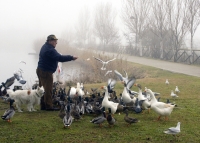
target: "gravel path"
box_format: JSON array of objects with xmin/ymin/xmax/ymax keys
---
[{"xmin": 96, "ymin": 51, "xmax": 200, "ymax": 77}]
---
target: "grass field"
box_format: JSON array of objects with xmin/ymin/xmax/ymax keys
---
[{"xmin": 0, "ymin": 62, "xmax": 200, "ymax": 143}]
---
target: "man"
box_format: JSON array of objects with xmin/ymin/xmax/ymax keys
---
[{"xmin": 36, "ymin": 34, "xmax": 78, "ymax": 111}]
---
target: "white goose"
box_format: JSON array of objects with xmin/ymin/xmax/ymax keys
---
[
  {"xmin": 101, "ymin": 79, "xmax": 119, "ymax": 114},
  {"xmin": 69, "ymin": 87, "xmax": 77, "ymax": 99},
  {"xmin": 146, "ymin": 88, "xmax": 175, "ymax": 121},
  {"xmin": 121, "ymin": 77, "xmax": 136, "ymax": 105}
]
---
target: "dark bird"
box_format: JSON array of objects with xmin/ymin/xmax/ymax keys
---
[
  {"xmin": 1, "ymin": 76, "xmax": 15, "ymax": 89},
  {"xmin": 1, "ymin": 98, "xmax": 15, "ymax": 122},
  {"xmin": 90, "ymin": 107, "xmax": 106, "ymax": 127},
  {"xmin": 71, "ymin": 102, "xmax": 81, "ymax": 121},
  {"xmin": 58, "ymin": 102, "xmax": 66, "ymax": 119},
  {"xmin": 14, "ymin": 71, "xmax": 26, "ymax": 84},
  {"xmin": 107, "ymin": 108, "xmax": 116, "ymax": 127},
  {"xmin": 124, "ymin": 109, "xmax": 138, "ymax": 126},
  {"xmin": 63, "ymin": 104, "xmax": 73, "ymax": 128}
]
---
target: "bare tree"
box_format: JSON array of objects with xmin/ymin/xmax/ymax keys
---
[
  {"xmin": 185, "ymin": 0, "xmax": 200, "ymax": 61},
  {"xmin": 165, "ymin": 0, "xmax": 190, "ymax": 62},
  {"xmin": 93, "ymin": 2, "xmax": 119, "ymax": 51},
  {"xmin": 75, "ymin": 6, "xmax": 91, "ymax": 48},
  {"xmin": 149, "ymin": 0, "xmax": 168, "ymax": 59},
  {"xmin": 122, "ymin": 0, "xmax": 151, "ymax": 55}
]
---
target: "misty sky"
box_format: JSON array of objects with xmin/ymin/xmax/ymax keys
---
[{"xmin": 0, "ymin": 0, "xmax": 200, "ymax": 53}]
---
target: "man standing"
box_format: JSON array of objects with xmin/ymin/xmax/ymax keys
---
[{"xmin": 36, "ymin": 34, "xmax": 78, "ymax": 111}]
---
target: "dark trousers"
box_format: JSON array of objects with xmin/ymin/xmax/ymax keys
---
[{"xmin": 36, "ymin": 68, "xmax": 53, "ymax": 109}]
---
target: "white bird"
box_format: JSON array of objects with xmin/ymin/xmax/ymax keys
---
[
  {"xmin": 171, "ymin": 90, "xmax": 178, "ymax": 98},
  {"xmin": 105, "ymin": 70, "xmax": 112, "ymax": 76},
  {"xmin": 93, "ymin": 56, "xmax": 116, "ymax": 70},
  {"xmin": 175, "ymin": 86, "xmax": 180, "ymax": 93},
  {"xmin": 165, "ymin": 79, "xmax": 169, "ymax": 85},
  {"xmin": 19, "ymin": 61, "xmax": 26, "ymax": 64},
  {"xmin": 86, "ymin": 58, "xmax": 90, "ymax": 61},
  {"xmin": 164, "ymin": 122, "xmax": 181, "ymax": 134},
  {"xmin": 114, "ymin": 70, "xmax": 129, "ymax": 84}
]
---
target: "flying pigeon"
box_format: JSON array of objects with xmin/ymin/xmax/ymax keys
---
[{"xmin": 14, "ymin": 71, "xmax": 26, "ymax": 84}]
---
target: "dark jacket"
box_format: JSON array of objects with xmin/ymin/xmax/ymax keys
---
[{"xmin": 37, "ymin": 42, "xmax": 73, "ymax": 73}]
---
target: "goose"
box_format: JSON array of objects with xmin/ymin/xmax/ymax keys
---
[
  {"xmin": 1, "ymin": 98, "xmax": 15, "ymax": 122},
  {"xmin": 101, "ymin": 79, "xmax": 119, "ymax": 114},
  {"xmin": 63, "ymin": 104, "xmax": 73, "ymax": 128},
  {"xmin": 175, "ymin": 86, "xmax": 180, "ymax": 93},
  {"xmin": 124, "ymin": 109, "xmax": 138, "ymax": 126},
  {"xmin": 135, "ymin": 84, "xmax": 151, "ymax": 113},
  {"xmin": 146, "ymin": 88, "xmax": 175, "ymax": 121},
  {"xmin": 93, "ymin": 56, "xmax": 116, "ymax": 70},
  {"xmin": 164, "ymin": 122, "xmax": 181, "ymax": 134},
  {"xmin": 114, "ymin": 69, "xmax": 129, "ymax": 84},
  {"xmin": 107, "ymin": 108, "xmax": 116, "ymax": 127},
  {"xmin": 121, "ymin": 77, "xmax": 136, "ymax": 105},
  {"xmin": 90, "ymin": 107, "xmax": 106, "ymax": 127}
]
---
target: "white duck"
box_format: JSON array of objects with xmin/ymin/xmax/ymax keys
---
[
  {"xmin": 76, "ymin": 82, "xmax": 85, "ymax": 97},
  {"xmin": 121, "ymin": 77, "xmax": 136, "ymax": 105},
  {"xmin": 93, "ymin": 56, "xmax": 116, "ymax": 70},
  {"xmin": 146, "ymin": 88, "xmax": 175, "ymax": 121},
  {"xmin": 101, "ymin": 79, "xmax": 119, "ymax": 114},
  {"xmin": 135, "ymin": 84, "xmax": 151, "ymax": 113},
  {"xmin": 69, "ymin": 86, "xmax": 77, "ymax": 99}
]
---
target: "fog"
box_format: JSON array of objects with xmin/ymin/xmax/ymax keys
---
[{"xmin": 0, "ymin": 0, "xmax": 122, "ymax": 52}]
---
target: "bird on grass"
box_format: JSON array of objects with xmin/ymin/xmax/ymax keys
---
[
  {"xmin": 175, "ymin": 86, "xmax": 180, "ymax": 93},
  {"xmin": 63, "ymin": 104, "xmax": 73, "ymax": 128},
  {"xmin": 93, "ymin": 56, "xmax": 116, "ymax": 70},
  {"xmin": 90, "ymin": 107, "xmax": 106, "ymax": 128},
  {"xmin": 1, "ymin": 98, "xmax": 15, "ymax": 122},
  {"xmin": 107, "ymin": 108, "xmax": 116, "ymax": 127},
  {"xmin": 171, "ymin": 90, "xmax": 178, "ymax": 98},
  {"xmin": 164, "ymin": 122, "xmax": 181, "ymax": 135},
  {"xmin": 124, "ymin": 109, "xmax": 138, "ymax": 126},
  {"xmin": 165, "ymin": 79, "xmax": 169, "ymax": 85}
]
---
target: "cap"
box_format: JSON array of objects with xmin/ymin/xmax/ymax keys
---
[{"xmin": 47, "ymin": 35, "xmax": 58, "ymax": 41}]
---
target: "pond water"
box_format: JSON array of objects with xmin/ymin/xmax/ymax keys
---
[{"xmin": 0, "ymin": 51, "xmax": 80, "ymax": 89}]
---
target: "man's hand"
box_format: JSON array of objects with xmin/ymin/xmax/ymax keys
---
[{"xmin": 73, "ymin": 56, "xmax": 78, "ymax": 60}]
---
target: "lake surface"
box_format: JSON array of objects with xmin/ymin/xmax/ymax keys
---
[{"xmin": 0, "ymin": 51, "xmax": 80, "ymax": 89}]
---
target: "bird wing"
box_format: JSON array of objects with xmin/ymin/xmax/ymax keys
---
[
  {"xmin": 123, "ymin": 69, "xmax": 128, "ymax": 79},
  {"xmin": 93, "ymin": 56, "xmax": 104, "ymax": 63},
  {"xmin": 114, "ymin": 70, "xmax": 124, "ymax": 81},
  {"xmin": 4, "ymin": 76, "xmax": 15, "ymax": 88},
  {"xmin": 106, "ymin": 58, "xmax": 116, "ymax": 63},
  {"xmin": 126, "ymin": 77, "xmax": 136, "ymax": 90}
]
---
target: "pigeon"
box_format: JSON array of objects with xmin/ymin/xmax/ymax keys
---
[
  {"xmin": 14, "ymin": 71, "xmax": 26, "ymax": 84},
  {"xmin": 164, "ymin": 122, "xmax": 181, "ymax": 134},
  {"xmin": 1, "ymin": 76, "xmax": 16, "ymax": 89},
  {"xmin": 93, "ymin": 56, "xmax": 116, "ymax": 70}
]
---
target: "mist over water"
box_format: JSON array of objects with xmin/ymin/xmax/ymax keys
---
[{"xmin": 0, "ymin": 51, "xmax": 81, "ymax": 89}]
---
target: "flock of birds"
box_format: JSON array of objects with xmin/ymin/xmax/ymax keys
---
[{"xmin": 0, "ymin": 57, "xmax": 181, "ymax": 138}]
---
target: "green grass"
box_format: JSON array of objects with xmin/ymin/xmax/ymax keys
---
[{"xmin": 1, "ymin": 63, "xmax": 200, "ymax": 143}]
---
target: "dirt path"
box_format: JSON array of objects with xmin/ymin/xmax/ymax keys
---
[{"xmin": 96, "ymin": 51, "xmax": 200, "ymax": 78}]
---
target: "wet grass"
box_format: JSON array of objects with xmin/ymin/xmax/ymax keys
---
[{"xmin": 0, "ymin": 63, "xmax": 200, "ymax": 143}]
